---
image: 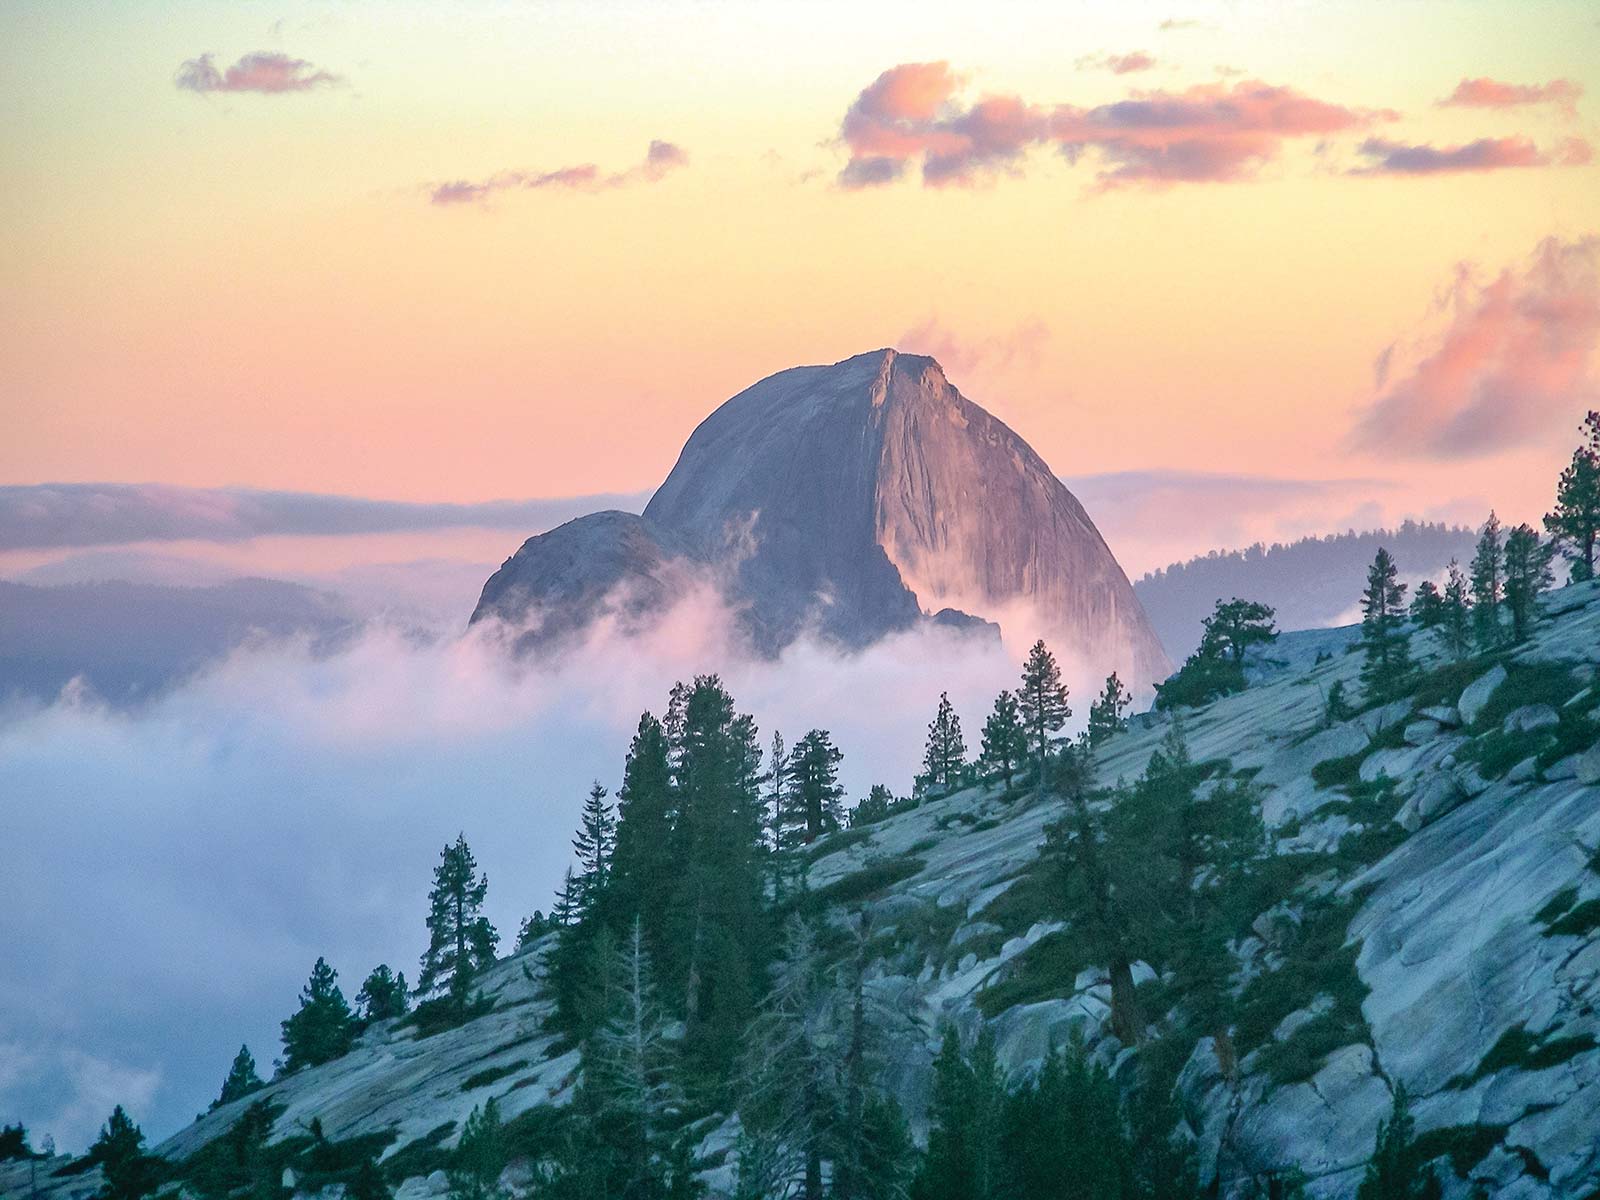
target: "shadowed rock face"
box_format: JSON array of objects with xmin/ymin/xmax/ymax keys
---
[
  {"xmin": 471, "ymin": 511, "xmax": 699, "ymax": 653},
  {"xmin": 473, "ymin": 349, "xmax": 1170, "ymax": 688}
]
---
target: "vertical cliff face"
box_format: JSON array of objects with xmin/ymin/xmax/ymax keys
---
[{"xmin": 641, "ymin": 348, "xmax": 1170, "ymax": 687}]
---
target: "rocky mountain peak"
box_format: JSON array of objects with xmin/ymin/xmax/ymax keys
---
[{"xmin": 473, "ymin": 350, "xmax": 1171, "ymax": 690}]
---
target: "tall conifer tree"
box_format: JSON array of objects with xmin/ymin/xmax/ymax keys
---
[
  {"xmin": 1359, "ymin": 548, "xmax": 1414, "ymax": 702},
  {"xmin": 921, "ymin": 694, "xmax": 967, "ymax": 795},
  {"xmin": 417, "ymin": 834, "xmax": 499, "ymax": 1013},
  {"xmin": 1545, "ymin": 410, "xmax": 1600, "ymax": 582},
  {"xmin": 1018, "ymin": 641, "xmax": 1071, "ymax": 797},
  {"xmin": 281, "ymin": 957, "xmax": 355, "ymax": 1071},
  {"xmin": 1503, "ymin": 524, "xmax": 1554, "ymax": 643},
  {"xmin": 1470, "ymin": 512, "xmax": 1505, "ymax": 651}
]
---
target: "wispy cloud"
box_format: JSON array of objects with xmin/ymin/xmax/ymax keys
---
[
  {"xmin": 1439, "ymin": 77, "xmax": 1582, "ymax": 117},
  {"xmin": 174, "ymin": 51, "xmax": 340, "ymax": 95},
  {"xmin": 0, "ymin": 484, "xmax": 651, "ymax": 551},
  {"xmin": 1076, "ymin": 51, "xmax": 1157, "ymax": 75},
  {"xmin": 835, "ymin": 63, "xmax": 1388, "ymax": 189},
  {"xmin": 1352, "ymin": 134, "xmax": 1590, "ymax": 175},
  {"xmin": 1349, "ymin": 235, "xmax": 1600, "ymax": 458},
  {"xmin": 430, "ymin": 141, "xmax": 688, "ymax": 206},
  {"xmin": 898, "ymin": 317, "xmax": 1050, "ymax": 377}
]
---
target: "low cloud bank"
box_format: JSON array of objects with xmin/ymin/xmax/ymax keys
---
[
  {"xmin": 0, "ymin": 591, "xmax": 1039, "ymax": 1152},
  {"xmin": 0, "ymin": 484, "xmax": 650, "ymax": 551}
]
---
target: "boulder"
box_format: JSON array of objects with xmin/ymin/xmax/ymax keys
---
[
  {"xmin": 1459, "ymin": 665, "xmax": 1508, "ymax": 726},
  {"xmin": 1577, "ymin": 742, "xmax": 1600, "ymax": 786},
  {"xmin": 1403, "ymin": 719, "xmax": 1442, "ymax": 746},
  {"xmin": 1504, "ymin": 704, "xmax": 1559, "ymax": 734},
  {"xmin": 1419, "ymin": 704, "xmax": 1461, "ymax": 727}
]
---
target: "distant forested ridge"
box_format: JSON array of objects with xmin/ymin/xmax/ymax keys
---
[{"xmin": 1134, "ymin": 521, "xmax": 1478, "ymax": 660}]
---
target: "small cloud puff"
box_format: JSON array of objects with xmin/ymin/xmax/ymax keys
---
[
  {"xmin": 429, "ymin": 141, "xmax": 688, "ymax": 207},
  {"xmin": 175, "ymin": 51, "xmax": 339, "ymax": 94}
]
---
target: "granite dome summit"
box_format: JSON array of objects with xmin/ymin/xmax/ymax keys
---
[{"xmin": 471, "ymin": 349, "xmax": 1171, "ymax": 689}]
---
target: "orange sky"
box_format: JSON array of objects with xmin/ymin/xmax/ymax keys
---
[{"xmin": 3, "ymin": 0, "xmax": 1599, "ymax": 539}]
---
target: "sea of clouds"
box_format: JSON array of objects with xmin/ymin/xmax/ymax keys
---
[{"xmin": 0, "ymin": 587, "xmax": 1056, "ymax": 1152}]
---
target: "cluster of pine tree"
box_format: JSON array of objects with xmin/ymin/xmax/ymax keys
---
[{"xmin": 1154, "ymin": 599, "xmax": 1278, "ymax": 710}]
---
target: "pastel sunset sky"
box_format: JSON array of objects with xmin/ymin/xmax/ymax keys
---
[{"xmin": 5, "ymin": 0, "xmax": 1600, "ymax": 573}]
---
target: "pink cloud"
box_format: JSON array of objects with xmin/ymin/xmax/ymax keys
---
[
  {"xmin": 1352, "ymin": 134, "xmax": 1589, "ymax": 174},
  {"xmin": 1077, "ymin": 51, "xmax": 1158, "ymax": 75},
  {"xmin": 1349, "ymin": 236, "xmax": 1600, "ymax": 458},
  {"xmin": 429, "ymin": 142, "xmax": 688, "ymax": 206},
  {"xmin": 1440, "ymin": 77, "xmax": 1582, "ymax": 116},
  {"xmin": 898, "ymin": 317, "xmax": 1050, "ymax": 377},
  {"xmin": 174, "ymin": 51, "xmax": 339, "ymax": 95},
  {"xmin": 836, "ymin": 66, "xmax": 1385, "ymax": 188}
]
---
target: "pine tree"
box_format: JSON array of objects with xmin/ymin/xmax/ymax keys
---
[
  {"xmin": 211, "ymin": 1045, "xmax": 263, "ymax": 1110},
  {"xmin": 665, "ymin": 676, "xmax": 769, "ymax": 1083},
  {"xmin": 1407, "ymin": 581, "xmax": 1444, "ymax": 630},
  {"xmin": 1356, "ymin": 1084, "xmax": 1441, "ymax": 1200},
  {"xmin": 738, "ymin": 917, "xmax": 841, "ymax": 1200},
  {"xmin": 1545, "ymin": 410, "xmax": 1600, "ymax": 583},
  {"xmin": 1440, "ymin": 560, "xmax": 1472, "ymax": 661},
  {"xmin": 916, "ymin": 1026, "xmax": 1007, "ymax": 1200},
  {"xmin": 570, "ymin": 782, "xmax": 617, "ymax": 918},
  {"xmin": 417, "ymin": 834, "xmax": 499, "ymax": 1014},
  {"xmin": 1503, "ymin": 524, "xmax": 1554, "ymax": 644},
  {"xmin": 347, "ymin": 1157, "xmax": 393, "ymax": 1200},
  {"xmin": 979, "ymin": 691, "xmax": 1027, "ymax": 792},
  {"xmin": 1017, "ymin": 641, "xmax": 1071, "ymax": 797},
  {"xmin": 1323, "ymin": 680, "xmax": 1351, "ymax": 726},
  {"xmin": 581, "ymin": 918, "xmax": 683, "ymax": 1198},
  {"xmin": 610, "ymin": 712, "xmax": 677, "ymax": 951},
  {"xmin": 1086, "ymin": 672, "xmax": 1133, "ymax": 749},
  {"xmin": 448, "ymin": 1099, "xmax": 505, "ymax": 1200},
  {"xmin": 784, "ymin": 730, "xmax": 845, "ymax": 845},
  {"xmin": 281, "ymin": 957, "xmax": 356, "ymax": 1071},
  {"xmin": 355, "ymin": 965, "xmax": 409, "ymax": 1023},
  {"xmin": 832, "ymin": 918, "xmax": 915, "ymax": 1200},
  {"xmin": 850, "ymin": 784, "xmax": 896, "ymax": 827},
  {"xmin": 89, "ymin": 1107, "xmax": 157, "ymax": 1200},
  {"xmin": 1198, "ymin": 598, "xmax": 1278, "ymax": 666},
  {"xmin": 1470, "ymin": 512, "xmax": 1505, "ymax": 651},
  {"xmin": 1359, "ymin": 548, "xmax": 1414, "ymax": 702},
  {"xmin": 552, "ymin": 867, "xmax": 579, "ymax": 928},
  {"xmin": 921, "ymin": 693, "xmax": 967, "ymax": 795},
  {"xmin": 1001, "ymin": 1038, "xmax": 1137, "ymax": 1200},
  {"xmin": 0, "ymin": 1124, "xmax": 32, "ymax": 1163}
]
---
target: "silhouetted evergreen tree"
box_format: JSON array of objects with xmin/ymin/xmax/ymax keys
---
[
  {"xmin": 448, "ymin": 1099, "xmax": 505, "ymax": 1200},
  {"xmin": 849, "ymin": 784, "xmax": 896, "ymax": 827},
  {"xmin": 913, "ymin": 1027, "xmax": 1006, "ymax": 1200},
  {"xmin": 0, "ymin": 1124, "xmax": 32, "ymax": 1163},
  {"xmin": 1356, "ymin": 1085, "xmax": 1441, "ymax": 1200},
  {"xmin": 784, "ymin": 730, "xmax": 845, "ymax": 845},
  {"xmin": 920, "ymin": 693, "xmax": 967, "ymax": 795},
  {"xmin": 1086, "ymin": 672, "xmax": 1133, "ymax": 748},
  {"xmin": 610, "ymin": 712, "xmax": 676, "ymax": 947},
  {"xmin": 1199, "ymin": 598, "xmax": 1278, "ymax": 666},
  {"xmin": 737, "ymin": 918, "xmax": 840, "ymax": 1200},
  {"xmin": 1470, "ymin": 513, "xmax": 1504, "ymax": 651},
  {"xmin": 1017, "ymin": 641, "xmax": 1071, "ymax": 796},
  {"xmin": 1503, "ymin": 524, "xmax": 1554, "ymax": 644},
  {"xmin": 979, "ymin": 691, "xmax": 1026, "ymax": 792},
  {"xmin": 1545, "ymin": 410, "xmax": 1600, "ymax": 582},
  {"xmin": 571, "ymin": 782, "xmax": 617, "ymax": 919},
  {"xmin": 1407, "ymin": 581, "xmax": 1443, "ymax": 629},
  {"xmin": 417, "ymin": 834, "xmax": 499, "ymax": 1015},
  {"xmin": 1000, "ymin": 1038, "xmax": 1138, "ymax": 1200},
  {"xmin": 347, "ymin": 1157, "xmax": 393, "ymax": 1200},
  {"xmin": 281, "ymin": 957, "xmax": 356, "ymax": 1071},
  {"xmin": 211, "ymin": 1045, "xmax": 263, "ymax": 1110},
  {"xmin": 1156, "ymin": 597, "xmax": 1273, "ymax": 710},
  {"xmin": 355, "ymin": 965, "xmax": 409, "ymax": 1024},
  {"xmin": 1359, "ymin": 548, "xmax": 1414, "ymax": 702},
  {"xmin": 1440, "ymin": 560, "xmax": 1472, "ymax": 660},
  {"xmin": 663, "ymin": 676, "xmax": 769, "ymax": 1086},
  {"xmin": 89, "ymin": 1107, "xmax": 158, "ymax": 1200}
]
